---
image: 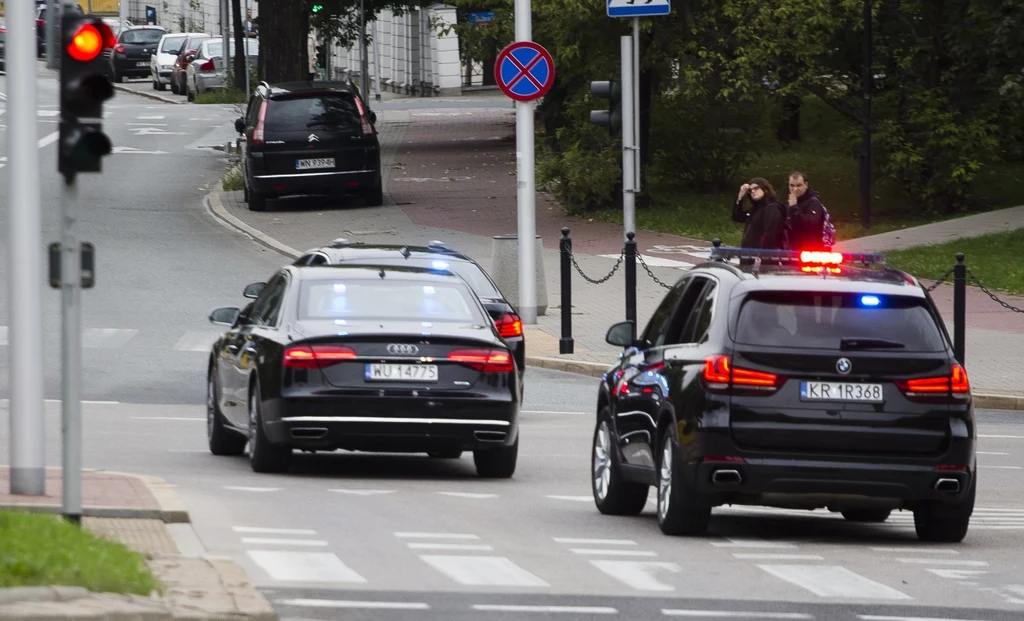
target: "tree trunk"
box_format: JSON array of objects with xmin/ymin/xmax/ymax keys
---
[
  {"xmin": 777, "ymin": 95, "xmax": 801, "ymax": 142},
  {"xmin": 259, "ymin": 0, "xmax": 310, "ymax": 83},
  {"xmin": 231, "ymin": 0, "xmax": 246, "ymax": 91},
  {"xmin": 482, "ymin": 43, "xmax": 496, "ymax": 86}
]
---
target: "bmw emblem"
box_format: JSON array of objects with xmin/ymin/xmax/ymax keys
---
[{"xmin": 836, "ymin": 357, "xmax": 852, "ymax": 375}]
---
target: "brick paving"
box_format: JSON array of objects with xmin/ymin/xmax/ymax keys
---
[
  {"xmin": 0, "ymin": 468, "xmax": 161, "ymax": 510},
  {"xmin": 84, "ymin": 518, "xmax": 180, "ymax": 556}
]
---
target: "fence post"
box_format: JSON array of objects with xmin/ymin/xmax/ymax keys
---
[
  {"xmin": 559, "ymin": 227, "xmax": 574, "ymax": 354},
  {"xmin": 625, "ymin": 231, "xmax": 637, "ymax": 330},
  {"xmin": 953, "ymin": 252, "xmax": 966, "ymax": 366}
]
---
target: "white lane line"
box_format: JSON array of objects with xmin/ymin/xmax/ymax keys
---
[
  {"xmin": 83, "ymin": 328, "xmax": 138, "ymax": 349},
  {"xmin": 859, "ymin": 616, "xmax": 998, "ymax": 621},
  {"xmin": 329, "ymin": 489, "xmax": 396, "ymax": 495},
  {"xmin": 234, "ymin": 526, "xmax": 317, "ymax": 535},
  {"xmin": 0, "ymin": 398, "xmax": 120, "ymax": 405},
  {"xmin": 137, "ymin": 115, "xmax": 167, "ymax": 120},
  {"xmin": 278, "ymin": 599, "xmax": 429, "ymax": 610},
  {"xmin": 247, "ymin": 551, "xmax": 366, "ymax": 583},
  {"xmin": 173, "ymin": 331, "xmax": 221, "ymax": 352},
  {"xmin": 473, "ymin": 605, "xmax": 617, "ymax": 614},
  {"xmin": 38, "ymin": 131, "xmax": 59, "ymax": 148},
  {"xmin": 394, "ymin": 532, "xmax": 479, "ymax": 540},
  {"xmin": 437, "ymin": 491, "xmax": 498, "ymax": 499},
  {"xmin": 663, "ymin": 611, "xmax": 812, "ymax": 619},
  {"xmin": 711, "ymin": 539, "xmax": 798, "ymax": 549},
  {"xmin": 732, "ymin": 554, "xmax": 824, "ymax": 561},
  {"xmin": 896, "ymin": 558, "xmax": 988, "ymax": 566},
  {"xmin": 758, "ymin": 565, "xmax": 911, "ymax": 600},
  {"xmin": 977, "ymin": 452, "xmax": 1009, "ymax": 455},
  {"xmin": 241, "ymin": 537, "xmax": 328, "ymax": 546},
  {"xmin": 36, "ymin": 110, "xmax": 60, "ymax": 117},
  {"xmin": 570, "ymin": 548, "xmax": 657, "ymax": 557},
  {"xmin": 224, "ymin": 486, "xmax": 281, "ymax": 492},
  {"xmin": 553, "ymin": 537, "xmax": 636, "ymax": 545},
  {"xmin": 131, "ymin": 416, "xmax": 204, "ymax": 421},
  {"xmin": 521, "ymin": 410, "xmax": 588, "ymax": 415},
  {"xmin": 590, "ymin": 560, "xmax": 680, "ymax": 592},
  {"xmin": 546, "ymin": 495, "xmax": 593, "ymax": 502},
  {"xmin": 419, "ymin": 555, "xmax": 548, "ymax": 587},
  {"xmin": 981, "ymin": 466, "xmax": 1022, "ymax": 470},
  {"xmin": 978, "ymin": 435, "xmax": 1024, "ymax": 439},
  {"xmin": 406, "ymin": 543, "xmax": 494, "ymax": 551},
  {"xmin": 870, "ymin": 548, "xmax": 958, "ymax": 554},
  {"xmin": 927, "ymin": 569, "xmax": 989, "ymax": 580}
]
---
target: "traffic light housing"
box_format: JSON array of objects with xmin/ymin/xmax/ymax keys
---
[
  {"xmin": 59, "ymin": 15, "xmax": 116, "ymax": 178},
  {"xmin": 315, "ymin": 44, "xmax": 325, "ymax": 69},
  {"xmin": 589, "ymin": 80, "xmax": 621, "ymax": 135}
]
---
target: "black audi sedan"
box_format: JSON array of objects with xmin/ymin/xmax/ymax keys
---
[
  {"xmin": 206, "ymin": 264, "xmax": 520, "ymax": 477},
  {"xmin": 592, "ymin": 247, "xmax": 976, "ymax": 543}
]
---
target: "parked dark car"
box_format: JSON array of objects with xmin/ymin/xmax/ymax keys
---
[
  {"xmin": 206, "ymin": 264, "xmax": 521, "ymax": 477},
  {"xmin": 236, "ymin": 81, "xmax": 382, "ymax": 211},
  {"xmin": 35, "ymin": 1, "xmax": 84, "ymax": 58},
  {"xmin": 107, "ymin": 25, "xmax": 166, "ymax": 82},
  {"xmin": 0, "ymin": 29, "xmax": 6, "ymax": 72},
  {"xmin": 592, "ymin": 247, "xmax": 976, "ymax": 543}
]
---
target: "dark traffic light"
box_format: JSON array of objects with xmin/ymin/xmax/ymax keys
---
[
  {"xmin": 315, "ymin": 44, "xmax": 325, "ymax": 69},
  {"xmin": 59, "ymin": 16, "xmax": 116, "ymax": 178},
  {"xmin": 589, "ymin": 79, "xmax": 621, "ymax": 135}
]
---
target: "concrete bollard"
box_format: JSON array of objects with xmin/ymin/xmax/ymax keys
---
[{"xmin": 490, "ymin": 234, "xmax": 548, "ymax": 316}]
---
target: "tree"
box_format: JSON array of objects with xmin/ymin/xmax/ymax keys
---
[{"xmin": 231, "ymin": 0, "xmax": 246, "ymax": 91}]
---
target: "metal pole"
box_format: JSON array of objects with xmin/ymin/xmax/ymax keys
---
[
  {"xmin": 359, "ymin": 0, "xmax": 369, "ymax": 100},
  {"xmin": 60, "ymin": 176, "xmax": 83, "ymax": 524},
  {"xmin": 514, "ymin": 0, "xmax": 536, "ymax": 324},
  {"xmin": 46, "ymin": 0, "xmax": 59, "ymax": 69},
  {"xmin": 222, "ymin": 0, "xmax": 230, "ymax": 83},
  {"xmin": 953, "ymin": 253, "xmax": 966, "ymax": 366},
  {"xmin": 243, "ymin": 0, "xmax": 250, "ymax": 99},
  {"xmin": 632, "ymin": 17, "xmax": 640, "ymax": 193},
  {"xmin": 559, "ymin": 227, "xmax": 573, "ymax": 354},
  {"xmin": 119, "ymin": 0, "xmax": 127, "ymax": 27},
  {"xmin": 625, "ymin": 232, "xmax": 637, "ymax": 327},
  {"xmin": 860, "ymin": 0, "xmax": 871, "ymax": 230},
  {"xmin": 620, "ymin": 35, "xmax": 635, "ymax": 240},
  {"xmin": 371, "ymin": 18, "xmax": 382, "ymax": 102},
  {"xmin": 8, "ymin": 0, "xmax": 47, "ymax": 497}
]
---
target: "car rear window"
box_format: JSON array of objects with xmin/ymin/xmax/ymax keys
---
[
  {"xmin": 122, "ymin": 29, "xmax": 164, "ymax": 44},
  {"xmin": 207, "ymin": 39, "xmax": 259, "ymax": 58},
  {"xmin": 266, "ymin": 94, "xmax": 362, "ymax": 133},
  {"xmin": 343, "ymin": 257, "xmax": 501, "ymax": 299},
  {"xmin": 299, "ymin": 280, "xmax": 486, "ymax": 323},
  {"xmin": 734, "ymin": 291, "xmax": 947, "ymax": 352},
  {"xmin": 160, "ymin": 36, "xmax": 186, "ymax": 54}
]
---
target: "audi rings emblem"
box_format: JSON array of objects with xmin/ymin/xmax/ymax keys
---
[
  {"xmin": 836, "ymin": 357, "xmax": 852, "ymax": 375},
  {"xmin": 387, "ymin": 343, "xmax": 419, "ymax": 355}
]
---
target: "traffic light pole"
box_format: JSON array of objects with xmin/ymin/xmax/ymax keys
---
[
  {"xmin": 620, "ymin": 36, "xmax": 635, "ymax": 239},
  {"xmin": 632, "ymin": 17, "xmax": 640, "ymax": 193},
  {"xmin": 46, "ymin": 0, "xmax": 60, "ymax": 69},
  {"xmin": 514, "ymin": 0, "xmax": 537, "ymax": 324},
  {"xmin": 60, "ymin": 172, "xmax": 84, "ymax": 524}
]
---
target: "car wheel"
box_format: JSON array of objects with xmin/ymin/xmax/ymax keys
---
[
  {"xmin": 592, "ymin": 408, "xmax": 648, "ymax": 515},
  {"xmin": 841, "ymin": 509, "xmax": 892, "ymax": 523},
  {"xmin": 187, "ymin": 84, "xmax": 195, "ymax": 102},
  {"xmin": 248, "ymin": 190, "xmax": 266, "ymax": 212},
  {"xmin": 473, "ymin": 437, "xmax": 518, "ymax": 478},
  {"xmin": 364, "ymin": 179, "xmax": 384, "ymax": 207},
  {"xmin": 914, "ymin": 481, "xmax": 975, "ymax": 543},
  {"xmin": 207, "ymin": 367, "xmax": 245, "ymax": 456},
  {"xmin": 170, "ymin": 78, "xmax": 180, "ymax": 95},
  {"xmin": 657, "ymin": 423, "xmax": 712, "ymax": 536},
  {"xmin": 247, "ymin": 378, "xmax": 292, "ymax": 474},
  {"xmin": 428, "ymin": 449, "xmax": 463, "ymax": 459},
  {"xmin": 112, "ymin": 68, "xmax": 123, "ymax": 83}
]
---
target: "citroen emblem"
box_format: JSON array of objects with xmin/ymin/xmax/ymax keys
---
[
  {"xmin": 836, "ymin": 357, "xmax": 852, "ymax": 375},
  {"xmin": 308, "ymin": 133, "xmax": 320, "ymax": 143}
]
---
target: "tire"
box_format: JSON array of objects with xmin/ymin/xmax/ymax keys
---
[
  {"xmin": 187, "ymin": 85, "xmax": 195, "ymax": 102},
  {"xmin": 207, "ymin": 368, "xmax": 245, "ymax": 456},
  {"xmin": 248, "ymin": 190, "xmax": 267, "ymax": 212},
  {"xmin": 152, "ymin": 79, "xmax": 159, "ymax": 90},
  {"xmin": 657, "ymin": 423, "xmax": 712, "ymax": 536},
  {"xmin": 592, "ymin": 408, "xmax": 648, "ymax": 515},
  {"xmin": 841, "ymin": 509, "xmax": 892, "ymax": 523},
  {"xmin": 474, "ymin": 437, "xmax": 518, "ymax": 478},
  {"xmin": 243, "ymin": 181, "xmax": 250, "ymax": 203},
  {"xmin": 156, "ymin": 78, "xmax": 166, "ymax": 92},
  {"xmin": 112, "ymin": 69, "xmax": 123, "ymax": 83},
  {"xmin": 914, "ymin": 481, "xmax": 975, "ymax": 543},
  {"xmin": 247, "ymin": 378, "xmax": 292, "ymax": 474},
  {"xmin": 364, "ymin": 179, "xmax": 384, "ymax": 206},
  {"xmin": 428, "ymin": 449, "xmax": 463, "ymax": 459},
  {"xmin": 171, "ymin": 78, "xmax": 180, "ymax": 95}
]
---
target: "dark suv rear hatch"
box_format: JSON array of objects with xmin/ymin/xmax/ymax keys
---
[
  {"xmin": 727, "ymin": 290, "xmax": 958, "ymax": 456},
  {"xmin": 262, "ymin": 92, "xmax": 376, "ymax": 175}
]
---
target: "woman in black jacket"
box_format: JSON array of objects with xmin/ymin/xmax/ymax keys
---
[{"xmin": 731, "ymin": 177, "xmax": 787, "ymax": 249}]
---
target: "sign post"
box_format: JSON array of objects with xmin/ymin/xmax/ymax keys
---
[{"xmin": 495, "ymin": 33, "xmax": 555, "ymax": 324}]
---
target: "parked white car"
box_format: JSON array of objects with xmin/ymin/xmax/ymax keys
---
[{"xmin": 151, "ymin": 32, "xmax": 192, "ymax": 92}]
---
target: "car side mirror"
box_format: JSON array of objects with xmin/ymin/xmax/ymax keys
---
[
  {"xmin": 605, "ymin": 320, "xmax": 636, "ymax": 348},
  {"xmin": 209, "ymin": 306, "xmax": 240, "ymax": 327},
  {"xmin": 234, "ymin": 117, "xmax": 245, "ymax": 134},
  {"xmin": 368, "ymin": 110, "xmax": 377, "ymax": 124},
  {"xmin": 243, "ymin": 282, "xmax": 265, "ymax": 299}
]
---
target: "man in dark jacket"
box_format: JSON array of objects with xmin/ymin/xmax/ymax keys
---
[{"xmin": 787, "ymin": 171, "xmax": 826, "ymax": 250}]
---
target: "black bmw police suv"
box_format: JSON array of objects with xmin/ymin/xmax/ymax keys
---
[{"xmin": 591, "ymin": 246, "xmax": 976, "ymax": 543}]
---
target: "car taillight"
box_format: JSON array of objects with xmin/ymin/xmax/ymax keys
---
[
  {"xmin": 114, "ymin": 44, "xmax": 125, "ymax": 54},
  {"xmin": 895, "ymin": 364, "xmax": 970, "ymax": 399},
  {"xmin": 251, "ymin": 99, "xmax": 267, "ymax": 145},
  {"xmin": 702, "ymin": 355, "xmax": 782, "ymax": 393},
  {"xmin": 496, "ymin": 313, "xmax": 523, "ymax": 339},
  {"xmin": 352, "ymin": 95, "xmax": 374, "ymax": 136},
  {"xmin": 448, "ymin": 349, "xmax": 514, "ymax": 373},
  {"xmin": 283, "ymin": 344, "xmax": 356, "ymax": 369},
  {"xmin": 199, "ymin": 59, "xmax": 215, "ymax": 72}
]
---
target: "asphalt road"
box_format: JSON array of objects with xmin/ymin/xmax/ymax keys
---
[{"xmin": 1, "ymin": 72, "xmax": 1023, "ymax": 621}]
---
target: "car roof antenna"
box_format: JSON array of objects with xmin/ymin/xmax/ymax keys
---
[
  {"xmin": 400, "ymin": 246, "xmax": 411, "ymax": 258},
  {"xmin": 379, "ymin": 267, "xmax": 386, "ymax": 279}
]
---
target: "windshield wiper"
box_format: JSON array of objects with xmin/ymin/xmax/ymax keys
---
[{"xmin": 840, "ymin": 337, "xmax": 905, "ymax": 350}]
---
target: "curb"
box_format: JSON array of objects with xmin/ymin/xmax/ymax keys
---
[
  {"xmin": 112, "ymin": 83, "xmax": 184, "ymax": 104},
  {"xmin": 204, "ymin": 188, "xmax": 301, "ymax": 259},
  {"xmin": 526, "ymin": 355, "xmax": 608, "ymax": 379}
]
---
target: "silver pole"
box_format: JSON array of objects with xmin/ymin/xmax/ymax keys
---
[
  {"xmin": 621, "ymin": 35, "xmax": 635, "ymax": 239},
  {"xmin": 514, "ymin": 0, "xmax": 536, "ymax": 324},
  {"xmin": 371, "ymin": 18, "xmax": 382, "ymax": 102},
  {"xmin": 8, "ymin": 0, "xmax": 47, "ymax": 496},
  {"xmin": 359, "ymin": 0, "xmax": 369, "ymax": 99},
  {"xmin": 46, "ymin": 0, "xmax": 59, "ymax": 69},
  {"xmin": 222, "ymin": 0, "xmax": 230, "ymax": 82},
  {"xmin": 60, "ymin": 177, "xmax": 83, "ymax": 523},
  {"xmin": 632, "ymin": 17, "xmax": 640, "ymax": 193},
  {"xmin": 243, "ymin": 0, "xmax": 250, "ymax": 99}
]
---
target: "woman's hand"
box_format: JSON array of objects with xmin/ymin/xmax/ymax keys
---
[{"xmin": 737, "ymin": 184, "xmax": 750, "ymax": 201}]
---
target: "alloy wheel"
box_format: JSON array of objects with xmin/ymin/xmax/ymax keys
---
[
  {"xmin": 593, "ymin": 422, "xmax": 612, "ymax": 501},
  {"xmin": 659, "ymin": 438, "xmax": 673, "ymax": 521}
]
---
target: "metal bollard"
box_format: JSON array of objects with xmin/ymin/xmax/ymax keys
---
[
  {"xmin": 625, "ymin": 231, "xmax": 637, "ymax": 330},
  {"xmin": 559, "ymin": 227, "xmax": 574, "ymax": 354},
  {"xmin": 953, "ymin": 253, "xmax": 966, "ymax": 366}
]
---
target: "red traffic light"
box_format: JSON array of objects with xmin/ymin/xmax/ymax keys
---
[{"xmin": 66, "ymin": 22, "xmax": 116, "ymax": 62}]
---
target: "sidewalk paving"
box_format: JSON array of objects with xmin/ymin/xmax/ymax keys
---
[{"xmin": 208, "ymin": 104, "xmax": 1024, "ymax": 409}]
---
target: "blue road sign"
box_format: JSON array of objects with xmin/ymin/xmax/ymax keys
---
[
  {"xmin": 495, "ymin": 41, "xmax": 555, "ymax": 102},
  {"xmin": 469, "ymin": 11, "xmax": 496, "ymax": 26},
  {"xmin": 608, "ymin": 0, "xmax": 670, "ymax": 18}
]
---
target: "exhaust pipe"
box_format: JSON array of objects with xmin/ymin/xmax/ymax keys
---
[
  {"xmin": 934, "ymin": 478, "xmax": 960, "ymax": 493},
  {"xmin": 712, "ymin": 469, "xmax": 742, "ymax": 485},
  {"xmin": 474, "ymin": 430, "xmax": 507, "ymax": 442},
  {"xmin": 290, "ymin": 427, "xmax": 328, "ymax": 439}
]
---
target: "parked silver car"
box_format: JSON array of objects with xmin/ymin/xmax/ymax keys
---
[{"xmin": 186, "ymin": 37, "xmax": 259, "ymax": 101}]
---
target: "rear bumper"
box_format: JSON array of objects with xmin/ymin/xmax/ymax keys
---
[
  {"xmin": 112, "ymin": 57, "xmax": 152, "ymax": 75},
  {"xmin": 250, "ymin": 168, "xmax": 380, "ymax": 196},
  {"xmin": 263, "ymin": 396, "xmax": 519, "ymax": 452},
  {"xmin": 195, "ymin": 72, "xmax": 225, "ymax": 92}
]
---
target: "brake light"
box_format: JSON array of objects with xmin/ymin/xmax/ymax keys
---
[
  {"xmin": 352, "ymin": 95, "xmax": 374, "ymax": 136},
  {"xmin": 199, "ymin": 59, "xmax": 215, "ymax": 72},
  {"xmin": 251, "ymin": 99, "xmax": 268, "ymax": 145},
  {"xmin": 448, "ymin": 349, "xmax": 514, "ymax": 373},
  {"xmin": 895, "ymin": 364, "xmax": 970, "ymax": 398},
  {"xmin": 496, "ymin": 313, "xmax": 523, "ymax": 338},
  {"xmin": 702, "ymin": 355, "xmax": 782, "ymax": 393},
  {"xmin": 283, "ymin": 344, "xmax": 356, "ymax": 369},
  {"xmin": 114, "ymin": 44, "xmax": 126, "ymax": 55}
]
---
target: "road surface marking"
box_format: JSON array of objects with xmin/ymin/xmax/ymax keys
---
[
  {"xmin": 247, "ymin": 551, "xmax": 366, "ymax": 583},
  {"xmin": 420, "ymin": 555, "xmax": 548, "ymax": 587},
  {"xmin": 83, "ymin": 328, "xmax": 138, "ymax": 349},
  {"xmin": 241, "ymin": 537, "xmax": 328, "ymax": 546},
  {"xmin": 977, "ymin": 452, "xmax": 1009, "ymax": 455},
  {"xmin": 896, "ymin": 558, "xmax": 988, "ymax": 566},
  {"xmin": 278, "ymin": 599, "xmax": 429, "ymax": 610},
  {"xmin": 590, "ymin": 560, "xmax": 680, "ymax": 592},
  {"xmin": 979, "ymin": 435, "xmax": 1024, "ymax": 439},
  {"xmin": 131, "ymin": 416, "xmax": 203, "ymax": 421},
  {"xmin": 732, "ymin": 554, "xmax": 824, "ymax": 561},
  {"xmin": 224, "ymin": 486, "xmax": 281, "ymax": 492},
  {"xmin": 329, "ymin": 489, "xmax": 396, "ymax": 495},
  {"xmin": 522, "ymin": 410, "xmax": 588, "ymax": 415},
  {"xmin": 473, "ymin": 605, "xmax": 618, "ymax": 614},
  {"xmin": 546, "ymin": 495, "xmax": 593, "ymax": 502},
  {"xmin": 394, "ymin": 532, "xmax": 480, "ymax": 540},
  {"xmin": 437, "ymin": 491, "xmax": 498, "ymax": 499},
  {"xmin": 927, "ymin": 569, "xmax": 989, "ymax": 580},
  {"xmin": 553, "ymin": 538, "xmax": 636, "ymax": 545},
  {"xmin": 662, "ymin": 612, "xmax": 812, "ymax": 619},
  {"xmin": 234, "ymin": 526, "xmax": 317, "ymax": 535},
  {"xmin": 711, "ymin": 538, "xmax": 798, "ymax": 549},
  {"xmin": 870, "ymin": 548, "xmax": 957, "ymax": 554},
  {"xmin": 981, "ymin": 466, "xmax": 1022, "ymax": 470},
  {"xmin": 36, "ymin": 110, "xmax": 60, "ymax": 117},
  {"xmin": 406, "ymin": 543, "xmax": 494, "ymax": 551},
  {"xmin": 758, "ymin": 565, "xmax": 911, "ymax": 600},
  {"xmin": 173, "ymin": 331, "xmax": 221, "ymax": 352},
  {"xmin": 859, "ymin": 617, "xmax": 998, "ymax": 621},
  {"xmin": 137, "ymin": 115, "xmax": 167, "ymax": 120},
  {"xmin": 570, "ymin": 548, "xmax": 657, "ymax": 557}
]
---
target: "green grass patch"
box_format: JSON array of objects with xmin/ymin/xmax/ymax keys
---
[
  {"xmin": 222, "ymin": 162, "xmax": 243, "ymax": 191},
  {"xmin": 194, "ymin": 88, "xmax": 248, "ymax": 104},
  {"xmin": 0, "ymin": 510, "xmax": 161, "ymax": 594},
  {"xmin": 885, "ymin": 229, "xmax": 1024, "ymax": 296}
]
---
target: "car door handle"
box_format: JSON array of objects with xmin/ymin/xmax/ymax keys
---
[
  {"xmin": 245, "ymin": 346, "xmax": 258, "ymax": 355},
  {"xmin": 226, "ymin": 344, "xmax": 239, "ymax": 353}
]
